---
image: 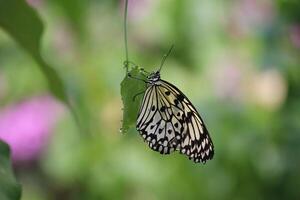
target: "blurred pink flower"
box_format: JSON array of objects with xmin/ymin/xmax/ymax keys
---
[
  {"xmin": 53, "ymin": 23, "xmax": 77, "ymax": 60},
  {"xmin": 229, "ymin": 0, "xmax": 274, "ymax": 37},
  {"xmin": 0, "ymin": 95, "xmax": 64, "ymax": 163},
  {"xmin": 249, "ymin": 69, "xmax": 287, "ymax": 110},
  {"xmin": 26, "ymin": 0, "xmax": 44, "ymax": 8},
  {"xmin": 212, "ymin": 58, "xmax": 243, "ymax": 101},
  {"xmin": 120, "ymin": 0, "xmax": 155, "ymax": 22},
  {"xmin": 290, "ymin": 25, "xmax": 300, "ymax": 48}
]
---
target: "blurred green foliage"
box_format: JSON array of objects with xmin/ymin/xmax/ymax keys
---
[
  {"xmin": 0, "ymin": 0, "xmax": 300, "ymax": 200},
  {"xmin": 0, "ymin": 141, "xmax": 21, "ymax": 200},
  {"xmin": 0, "ymin": 0, "xmax": 68, "ymax": 103}
]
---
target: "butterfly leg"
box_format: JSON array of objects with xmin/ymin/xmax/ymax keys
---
[
  {"xmin": 127, "ymin": 73, "xmax": 147, "ymax": 83},
  {"xmin": 139, "ymin": 68, "xmax": 150, "ymax": 75}
]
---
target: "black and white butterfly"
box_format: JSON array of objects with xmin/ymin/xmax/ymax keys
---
[{"xmin": 128, "ymin": 47, "xmax": 214, "ymax": 163}]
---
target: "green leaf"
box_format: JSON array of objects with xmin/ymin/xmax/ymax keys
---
[
  {"xmin": 0, "ymin": 141, "xmax": 22, "ymax": 200},
  {"xmin": 0, "ymin": 0, "xmax": 68, "ymax": 103},
  {"xmin": 120, "ymin": 67, "xmax": 146, "ymax": 134}
]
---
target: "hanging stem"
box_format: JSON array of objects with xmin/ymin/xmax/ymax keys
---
[{"xmin": 124, "ymin": 0, "xmax": 129, "ymax": 73}]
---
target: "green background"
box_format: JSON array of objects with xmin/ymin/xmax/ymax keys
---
[{"xmin": 0, "ymin": 0, "xmax": 300, "ymax": 199}]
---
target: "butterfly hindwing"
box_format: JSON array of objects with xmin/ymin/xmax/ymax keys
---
[{"xmin": 159, "ymin": 80, "xmax": 214, "ymax": 163}]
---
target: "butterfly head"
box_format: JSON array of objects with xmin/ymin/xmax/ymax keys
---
[{"xmin": 147, "ymin": 71, "xmax": 160, "ymax": 84}]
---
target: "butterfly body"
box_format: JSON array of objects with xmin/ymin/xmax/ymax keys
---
[{"xmin": 136, "ymin": 71, "xmax": 214, "ymax": 163}]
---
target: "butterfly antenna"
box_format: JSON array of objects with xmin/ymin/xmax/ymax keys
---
[{"xmin": 158, "ymin": 44, "xmax": 174, "ymax": 72}]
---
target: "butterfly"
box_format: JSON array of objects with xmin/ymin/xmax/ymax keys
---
[{"xmin": 128, "ymin": 46, "xmax": 214, "ymax": 163}]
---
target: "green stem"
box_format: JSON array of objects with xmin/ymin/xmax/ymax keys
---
[{"xmin": 124, "ymin": 0, "xmax": 129, "ymax": 73}]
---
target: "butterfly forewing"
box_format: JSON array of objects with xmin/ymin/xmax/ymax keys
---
[
  {"xmin": 136, "ymin": 77, "xmax": 214, "ymax": 163},
  {"xmin": 137, "ymin": 85, "xmax": 178, "ymax": 154}
]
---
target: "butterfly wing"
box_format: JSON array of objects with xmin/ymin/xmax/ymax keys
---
[
  {"xmin": 136, "ymin": 85, "xmax": 178, "ymax": 154},
  {"xmin": 158, "ymin": 80, "xmax": 214, "ymax": 163},
  {"xmin": 136, "ymin": 80, "xmax": 214, "ymax": 163}
]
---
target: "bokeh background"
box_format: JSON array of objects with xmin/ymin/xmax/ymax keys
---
[{"xmin": 0, "ymin": 0, "xmax": 300, "ymax": 199}]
